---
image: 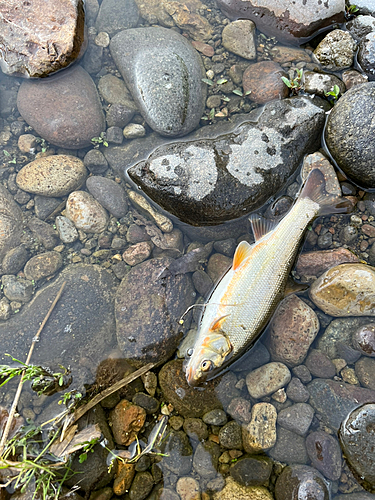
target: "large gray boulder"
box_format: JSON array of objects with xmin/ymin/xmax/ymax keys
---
[{"xmin": 128, "ymin": 97, "xmax": 325, "ymax": 226}]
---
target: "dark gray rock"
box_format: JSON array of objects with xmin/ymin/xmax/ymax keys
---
[
  {"xmin": 339, "ymin": 403, "xmax": 375, "ymax": 493},
  {"xmin": 269, "ymin": 427, "xmax": 308, "ymax": 464},
  {"xmin": 128, "ymin": 97, "xmax": 325, "ymax": 225},
  {"xmin": 86, "ymin": 176, "xmax": 128, "ymax": 218},
  {"xmin": 308, "ymin": 378, "xmax": 375, "ymax": 430},
  {"xmin": 1, "ymin": 246, "xmax": 28, "ymax": 275},
  {"xmin": 286, "ymin": 377, "xmax": 310, "ymax": 403},
  {"xmin": 183, "ymin": 418, "xmax": 208, "ymax": 441},
  {"xmin": 0, "ymin": 265, "xmax": 117, "ymax": 391},
  {"xmin": 129, "ymin": 472, "xmax": 154, "ymax": 500},
  {"xmin": 110, "ymin": 27, "xmax": 206, "ymax": 137},
  {"xmin": 115, "ymin": 258, "xmax": 195, "ymax": 366},
  {"xmin": 275, "ymin": 465, "xmax": 329, "ymax": 500},
  {"xmin": 202, "ymin": 409, "xmax": 227, "ymax": 426},
  {"xmin": 277, "ymin": 403, "xmax": 314, "ymax": 436},
  {"xmin": 230, "ymin": 456, "xmax": 272, "ymax": 487},
  {"xmin": 34, "ymin": 195, "xmax": 63, "ymax": 220},
  {"xmin": 193, "ymin": 441, "xmax": 220, "ymax": 478},
  {"xmin": 95, "ymin": 0, "xmax": 139, "ymax": 36},
  {"xmin": 358, "ymin": 32, "xmax": 375, "ymax": 79},
  {"xmin": 132, "ymin": 392, "xmax": 159, "ymax": 415},
  {"xmin": 216, "ymin": 0, "xmax": 345, "ymax": 46},
  {"xmin": 28, "ymin": 217, "xmax": 59, "ymax": 250},
  {"xmin": 160, "ymin": 429, "xmax": 193, "ymax": 476},
  {"xmin": 105, "ymin": 103, "xmax": 136, "ymax": 129},
  {"xmin": 231, "ymin": 341, "xmax": 270, "ymax": 373},
  {"xmin": 305, "ymin": 349, "xmax": 336, "ymax": 379},
  {"xmin": 83, "ymin": 149, "xmax": 108, "ymax": 175},
  {"xmin": 325, "ymin": 82, "xmax": 375, "ymax": 189},
  {"xmin": 0, "ymin": 185, "xmax": 23, "ymax": 264},
  {"xmin": 82, "ymin": 42, "xmax": 103, "ymax": 74},
  {"xmin": 218, "ymin": 421, "xmax": 243, "ymax": 449},
  {"xmin": 355, "ymin": 356, "xmax": 375, "ymax": 390},
  {"xmin": 2, "ymin": 275, "xmax": 33, "ymax": 303},
  {"xmin": 306, "ymin": 430, "xmax": 342, "ymax": 481}
]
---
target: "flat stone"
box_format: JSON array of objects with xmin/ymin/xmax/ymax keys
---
[
  {"xmin": 65, "ymin": 191, "xmax": 109, "ymax": 233},
  {"xmin": 24, "ymin": 251, "xmax": 63, "ymax": 281},
  {"xmin": 296, "ymin": 247, "xmax": 359, "ymax": 279},
  {"xmin": 193, "ymin": 441, "xmax": 220, "ymax": 478},
  {"xmin": 242, "ymin": 61, "xmax": 289, "ymax": 104},
  {"xmin": 277, "ymin": 403, "xmax": 314, "ymax": 436},
  {"xmin": 95, "ymin": 0, "xmax": 139, "ymax": 36},
  {"xmin": 162, "ymin": 0, "xmax": 213, "ymax": 41},
  {"xmin": 122, "ymin": 241, "xmax": 153, "ymax": 266},
  {"xmin": 230, "ymin": 456, "xmax": 272, "ymax": 487},
  {"xmin": 269, "ymin": 427, "xmax": 308, "ymax": 464},
  {"xmin": 17, "ymin": 65, "xmax": 105, "ymax": 149},
  {"xmin": 214, "ymin": 477, "xmax": 273, "ymax": 500},
  {"xmin": 242, "ymin": 402, "xmax": 277, "ymax": 453},
  {"xmin": 306, "ymin": 430, "xmax": 342, "ymax": 481},
  {"xmin": 115, "ymin": 258, "xmax": 195, "ymax": 367},
  {"xmin": 305, "ymin": 349, "xmax": 336, "ymax": 379},
  {"xmin": 16, "ymin": 155, "xmax": 87, "ymax": 197},
  {"xmin": 0, "ymin": 0, "xmax": 85, "ymax": 78},
  {"xmin": 86, "ymin": 176, "xmax": 128, "ymax": 218},
  {"xmin": 28, "ymin": 217, "xmax": 59, "ymax": 250},
  {"xmin": 110, "ymin": 27, "xmax": 206, "ymax": 137},
  {"xmin": 304, "ymin": 72, "xmax": 346, "ymax": 98},
  {"xmin": 275, "ymin": 465, "xmax": 329, "ymax": 500},
  {"xmin": 309, "ymin": 263, "xmax": 375, "ymax": 317},
  {"xmin": 0, "ymin": 185, "xmax": 23, "ymax": 264},
  {"xmin": 128, "ymin": 97, "xmax": 325, "ymax": 225},
  {"xmin": 2, "ymin": 275, "xmax": 33, "ymax": 303},
  {"xmin": 216, "ymin": 0, "xmax": 345, "ymax": 46},
  {"xmin": 246, "ymin": 362, "xmax": 291, "ymax": 399},
  {"xmin": 222, "ymin": 20, "xmax": 256, "ymax": 60},
  {"xmin": 97, "ymin": 74, "xmax": 137, "ymax": 108}
]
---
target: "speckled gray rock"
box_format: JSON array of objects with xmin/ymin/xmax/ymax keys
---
[
  {"xmin": 0, "ymin": 185, "xmax": 23, "ymax": 264},
  {"xmin": 277, "ymin": 403, "xmax": 314, "ymax": 436},
  {"xmin": 86, "ymin": 176, "xmax": 128, "ymax": 218},
  {"xmin": 193, "ymin": 442, "xmax": 220, "ymax": 478},
  {"xmin": 97, "ymin": 74, "xmax": 137, "ymax": 109},
  {"xmin": 128, "ymin": 97, "xmax": 325, "ymax": 225},
  {"xmin": 339, "ymin": 403, "xmax": 375, "ymax": 493},
  {"xmin": 313, "ymin": 30, "xmax": 357, "ymax": 70},
  {"xmin": 65, "ymin": 191, "xmax": 109, "ymax": 233},
  {"xmin": 347, "ymin": 15, "xmax": 375, "ymax": 40},
  {"xmin": 115, "ymin": 258, "xmax": 195, "ymax": 366},
  {"xmin": 355, "ymin": 356, "xmax": 375, "ymax": 389},
  {"xmin": 358, "ymin": 32, "xmax": 375, "ymax": 79},
  {"xmin": 95, "ymin": 0, "xmax": 139, "ymax": 36},
  {"xmin": 2, "ymin": 275, "xmax": 33, "ymax": 303},
  {"xmin": 325, "ymin": 82, "xmax": 375, "ymax": 189},
  {"xmin": 110, "ymin": 27, "xmax": 206, "ymax": 137},
  {"xmin": 222, "ymin": 20, "xmax": 256, "ymax": 59},
  {"xmin": 246, "ymin": 362, "xmax": 291, "ymax": 399},
  {"xmin": 216, "ymin": 0, "xmax": 345, "ymax": 45},
  {"xmin": 304, "ymin": 72, "xmax": 345, "ymax": 97},
  {"xmin": 306, "ymin": 430, "xmax": 342, "ymax": 481},
  {"xmin": 55, "ymin": 216, "xmax": 79, "ymax": 244}
]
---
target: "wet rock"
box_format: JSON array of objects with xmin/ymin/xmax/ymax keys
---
[
  {"xmin": 246, "ymin": 362, "xmax": 291, "ymax": 399},
  {"xmin": 110, "ymin": 27, "xmax": 206, "ymax": 137},
  {"xmin": 306, "ymin": 430, "xmax": 342, "ymax": 481},
  {"xmin": 0, "ymin": 185, "xmax": 23, "ymax": 264},
  {"xmin": 106, "ymin": 103, "xmax": 136, "ymax": 129},
  {"xmin": 129, "ymin": 471, "xmax": 154, "ymax": 500},
  {"xmin": 128, "ymin": 97, "xmax": 324, "ymax": 225},
  {"xmin": 342, "ymin": 69, "xmax": 369, "ymax": 90},
  {"xmin": 0, "ymin": 0, "xmax": 85, "ymax": 78},
  {"xmin": 16, "ymin": 155, "xmax": 87, "ymax": 197},
  {"xmin": 84, "ymin": 150, "xmax": 108, "ymax": 175},
  {"xmin": 113, "ymin": 462, "xmax": 136, "ymax": 496},
  {"xmin": 339, "ymin": 403, "xmax": 375, "ymax": 493},
  {"xmin": 232, "ymin": 341, "xmax": 271, "ymax": 373},
  {"xmin": 277, "ymin": 403, "xmax": 314, "ymax": 436},
  {"xmin": 162, "ymin": 0, "xmax": 213, "ymax": 41},
  {"xmin": 358, "ymin": 32, "xmax": 375, "ymax": 79},
  {"xmin": 176, "ymin": 477, "xmax": 200, "ymax": 500},
  {"xmin": 86, "ymin": 176, "xmax": 128, "ymax": 218},
  {"xmin": 158, "ymin": 359, "xmax": 222, "ymax": 418},
  {"xmin": 295, "ymin": 248, "xmax": 359, "ymax": 279},
  {"xmin": 115, "ymin": 258, "xmax": 195, "ymax": 366},
  {"xmin": 17, "ymin": 134, "xmax": 37, "ymax": 153},
  {"xmin": 242, "ymin": 402, "xmax": 277, "ymax": 453},
  {"xmin": 305, "ymin": 349, "xmax": 336, "ymax": 378},
  {"xmin": 307, "ymin": 378, "xmax": 375, "ymax": 430},
  {"xmin": 123, "ymin": 124, "xmax": 146, "ymax": 139},
  {"xmin": 274, "ymin": 465, "xmax": 329, "ymax": 500},
  {"xmin": 106, "ymin": 127, "xmax": 123, "ymax": 145},
  {"xmin": 347, "ymin": 15, "xmax": 375, "ymax": 40},
  {"xmin": 266, "ymin": 295, "xmax": 319, "ymax": 367},
  {"xmin": 203, "ymin": 409, "xmax": 227, "ymax": 426},
  {"xmin": 98, "ymin": 74, "xmax": 136, "ymax": 108},
  {"xmin": 17, "ymin": 66, "xmax": 105, "ymax": 149},
  {"xmin": 65, "ymin": 191, "xmax": 109, "ymax": 233},
  {"xmin": 1, "ymin": 246, "xmax": 28, "ymax": 275},
  {"xmin": 2, "ymin": 276, "xmax": 33, "ymax": 303},
  {"xmin": 303, "ymin": 72, "xmax": 346, "ymax": 98},
  {"xmin": 355, "ymin": 356, "xmax": 375, "ymax": 389},
  {"xmin": 325, "ymin": 82, "xmax": 375, "ymax": 189},
  {"xmin": 286, "ymin": 377, "xmax": 310, "ymax": 403},
  {"xmin": 226, "ymin": 397, "xmax": 252, "ymax": 424},
  {"xmin": 222, "ymin": 20, "xmax": 256, "ymax": 60},
  {"xmin": 95, "ymin": 0, "xmax": 139, "ymax": 36},
  {"xmin": 219, "ymin": 421, "xmax": 243, "ymax": 449},
  {"xmin": 27, "ymin": 218, "xmax": 59, "ymax": 250},
  {"xmin": 309, "ymin": 263, "xmax": 375, "ymax": 316},
  {"xmin": 34, "ymin": 196, "xmax": 63, "ymax": 220},
  {"xmin": 55, "ymin": 216, "xmax": 79, "ymax": 244},
  {"xmin": 213, "ymin": 477, "xmax": 273, "ymax": 500},
  {"xmin": 352, "ymin": 323, "xmax": 375, "ymax": 356},
  {"xmin": 242, "ymin": 61, "xmax": 289, "ymax": 104},
  {"xmin": 216, "ymin": 0, "xmax": 344, "ymax": 45},
  {"xmin": 183, "ymin": 418, "xmax": 208, "ymax": 442},
  {"xmin": 0, "ymin": 264, "xmax": 117, "ymax": 386},
  {"xmin": 110, "ymin": 399, "xmax": 146, "ymax": 446},
  {"xmin": 193, "ymin": 441, "xmax": 220, "ymax": 478},
  {"xmin": 269, "ymin": 427, "xmax": 308, "ymax": 463},
  {"xmin": 230, "ymin": 456, "xmax": 272, "ymax": 487},
  {"xmin": 313, "ymin": 30, "xmax": 357, "ymax": 70},
  {"xmin": 132, "ymin": 392, "xmax": 159, "ymax": 415},
  {"xmin": 23, "ymin": 252, "xmax": 62, "ymax": 282},
  {"xmin": 206, "ymin": 253, "xmax": 232, "ymax": 284},
  {"xmin": 161, "ymin": 429, "xmax": 193, "ymax": 476}
]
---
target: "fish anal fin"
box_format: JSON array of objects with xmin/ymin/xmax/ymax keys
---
[
  {"xmin": 249, "ymin": 214, "xmax": 278, "ymax": 241},
  {"xmin": 210, "ymin": 314, "xmax": 230, "ymax": 331},
  {"xmin": 284, "ymin": 277, "xmax": 309, "ymax": 297},
  {"xmin": 233, "ymin": 241, "xmax": 252, "ymax": 270}
]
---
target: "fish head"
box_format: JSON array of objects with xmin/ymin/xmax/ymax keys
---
[{"xmin": 184, "ymin": 331, "xmax": 233, "ymax": 387}]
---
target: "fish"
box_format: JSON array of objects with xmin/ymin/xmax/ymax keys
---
[{"xmin": 184, "ymin": 168, "xmax": 351, "ymax": 387}]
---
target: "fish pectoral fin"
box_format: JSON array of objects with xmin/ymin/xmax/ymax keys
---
[
  {"xmin": 233, "ymin": 241, "xmax": 253, "ymax": 270},
  {"xmin": 284, "ymin": 277, "xmax": 309, "ymax": 297},
  {"xmin": 249, "ymin": 214, "xmax": 279, "ymax": 241},
  {"xmin": 210, "ymin": 314, "xmax": 230, "ymax": 331}
]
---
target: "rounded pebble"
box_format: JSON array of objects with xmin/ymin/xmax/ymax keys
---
[{"xmin": 65, "ymin": 191, "xmax": 109, "ymax": 233}]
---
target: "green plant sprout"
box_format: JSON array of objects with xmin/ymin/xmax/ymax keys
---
[
  {"xmin": 78, "ymin": 437, "xmax": 100, "ymax": 463},
  {"xmin": 35, "ymin": 138, "xmax": 48, "ymax": 153},
  {"xmin": 91, "ymin": 132, "xmax": 108, "ymax": 148},
  {"xmin": 325, "ymin": 84, "xmax": 340, "ymax": 104},
  {"xmin": 233, "ymin": 89, "xmax": 251, "ymax": 97},
  {"xmin": 281, "ymin": 68, "xmax": 304, "ymax": 95},
  {"xmin": 3, "ymin": 150, "xmax": 16, "ymax": 164},
  {"xmin": 346, "ymin": 4, "xmax": 359, "ymax": 14}
]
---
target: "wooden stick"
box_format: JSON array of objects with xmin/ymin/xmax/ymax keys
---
[{"xmin": 0, "ymin": 281, "xmax": 66, "ymax": 455}]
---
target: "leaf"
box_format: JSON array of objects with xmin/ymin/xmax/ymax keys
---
[
  {"xmin": 209, "ymin": 108, "xmax": 215, "ymax": 120},
  {"xmin": 333, "ymin": 84, "xmax": 340, "ymax": 95},
  {"xmin": 245, "ymin": 90, "xmax": 252, "ymax": 96},
  {"xmin": 78, "ymin": 453, "xmax": 87, "ymax": 463},
  {"xmin": 232, "ymin": 89, "xmax": 243, "ymax": 96},
  {"xmin": 221, "ymin": 96, "xmax": 230, "ymax": 102},
  {"xmin": 217, "ymin": 78, "xmax": 228, "ymax": 85},
  {"xmin": 281, "ymin": 77, "xmax": 292, "ymax": 88},
  {"xmin": 202, "ymin": 78, "xmax": 214, "ymax": 86}
]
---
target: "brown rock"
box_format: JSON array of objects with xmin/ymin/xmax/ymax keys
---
[
  {"xmin": 362, "ymin": 224, "xmax": 375, "ymax": 237},
  {"xmin": 301, "ymin": 152, "xmax": 342, "ymax": 197},
  {"xmin": 110, "ymin": 399, "xmax": 146, "ymax": 446},
  {"xmin": 355, "ymin": 356, "xmax": 375, "ymax": 390},
  {"xmin": 269, "ymin": 46, "xmax": 312, "ymax": 63},
  {"xmin": 113, "ymin": 462, "xmax": 136, "ymax": 495},
  {"xmin": 242, "ymin": 61, "xmax": 289, "ymax": 104},
  {"xmin": 191, "ymin": 41, "xmax": 214, "ymax": 57},
  {"xmin": 266, "ymin": 294, "xmax": 320, "ymax": 367},
  {"xmin": 17, "ymin": 65, "xmax": 105, "ymax": 149},
  {"xmin": 122, "ymin": 241, "xmax": 153, "ymax": 266},
  {"xmin": 162, "ymin": 0, "xmax": 213, "ymax": 41},
  {"xmin": 24, "ymin": 251, "xmax": 63, "ymax": 281},
  {"xmin": 295, "ymin": 248, "xmax": 359, "ymax": 278},
  {"xmin": 65, "ymin": 191, "xmax": 109, "ymax": 233},
  {"xmin": 0, "ymin": 185, "xmax": 23, "ymax": 264},
  {"xmin": 206, "ymin": 253, "xmax": 232, "ymax": 284},
  {"xmin": 0, "ymin": 0, "xmax": 85, "ymax": 78}
]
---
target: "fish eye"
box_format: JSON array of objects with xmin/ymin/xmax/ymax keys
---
[
  {"xmin": 201, "ymin": 360, "xmax": 213, "ymax": 372},
  {"xmin": 187, "ymin": 348, "xmax": 194, "ymax": 357}
]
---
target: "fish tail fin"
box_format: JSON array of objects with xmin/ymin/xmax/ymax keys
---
[{"xmin": 300, "ymin": 168, "xmax": 352, "ymax": 215}]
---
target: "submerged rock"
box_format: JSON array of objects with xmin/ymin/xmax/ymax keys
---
[
  {"xmin": 17, "ymin": 65, "xmax": 105, "ymax": 149},
  {"xmin": 275, "ymin": 465, "xmax": 329, "ymax": 500},
  {"xmin": 309, "ymin": 263, "xmax": 375, "ymax": 317},
  {"xmin": 110, "ymin": 27, "xmax": 206, "ymax": 137},
  {"xmin": 216, "ymin": 0, "xmax": 345, "ymax": 46},
  {"xmin": 0, "ymin": 185, "xmax": 23, "ymax": 265},
  {"xmin": 0, "ymin": 0, "xmax": 85, "ymax": 78},
  {"xmin": 128, "ymin": 97, "xmax": 325, "ymax": 225},
  {"xmin": 95, "ymin": 0, "xmax": 139, "ymax": 36}
]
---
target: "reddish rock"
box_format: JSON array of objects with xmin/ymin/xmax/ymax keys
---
[
  {"xmin": 110, "ymin": 399, "xmax": 146, "ymax": 446},
  {"xmin": 191, "ymin": 41, "xmax": 215, "ymax": 57},
  {"xmin": 295, "ymin": 247, "xmax": 359, "ymax": 278},
  {"xmin": 242, "ymin": 61, "xmax": 289, "ymax": 104},
  {"xmin": 122, "ymin": 241, "xmax": 153, "ymax": 266},
  {"xmin": 0, "ymin": 0, "xmax": 85, "ymax": 78},
  {"xmin": 362, "ymin": 224, "xmax": 375, "ymax": 237}
]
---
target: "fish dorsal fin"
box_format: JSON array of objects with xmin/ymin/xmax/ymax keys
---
[
  {"xmin": 249, "ymin": 214, "xmax": 278, "ymax": 241},
  {"xmin": 233, "ymin": 241, "xmax": 252, "ymax": 270},
  {"xmin": 210, "ymin": 314, "xmax": 230, "ymax": 331}
]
